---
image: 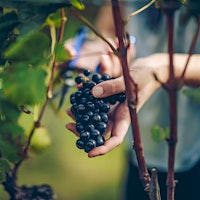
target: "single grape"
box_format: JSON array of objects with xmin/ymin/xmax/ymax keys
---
[
  {"xmin": 76, "ymin": 122, "xmax": 85, "ymax": 132},
  {"xmin": 92, "ymin": 113, "xmax": 101, "ymax": 124},
  {"xmin": 75, "ymin": 75, "xmax": 84, "ymax": 84},
  {"xmin": 76, "ymin": 139, "xmax": 85, "ymax": 149},
  {"xmin": 100, "ymin": 112, "xmax": 108, "ymax": 123},
  {"xmin": 92, "ymin": 73, "xmax": 102, "ymax": 83},
  {"xmin": 96, "ymin": 122, "xmax": 107, "ymax": 134},
  {"xmin": 96, "ymin": 135, "xmax": 105, "ymax": 146},
  {"xmin": 84, "ymin": 139, "xmax": 96, "ymax": 153},
  {"xmin": 80, "ymin": 131, "xmax": 90, "ymax": 141},
  {"xmin": 83, "ymin": 69, "xmax": 91, "ymax": 76},
  {"xmin": 90, "ymin": 129, "xmax": 101, "ymax": 139}
]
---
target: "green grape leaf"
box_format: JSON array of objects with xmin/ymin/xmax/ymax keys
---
[
  {"xmin": 70, "ymin": 0, "xmax": 85, "ymax": 10},
  {"xmin": 183, "ymin": 88, "xmax": 200, "ymax": 103},
  {"xmin": 0, "ymin": 158, "xmax": 11, "ymax": 183},
  {"xmin": 4, "ymin": 31, "xmax": 50, "ymax": 65},
  {"xmin": 0, "ymin": 11, "xmax": 20, "ymax": 65},
  {"xmin": 2, "ymin": 62, "xmax": 46, "ymax": 105},
  {"xmin": 55, "ymin": 43, "xmax": 70, "ymax": 62},
  {"xmin": 0, "ymin": 1, "xmax": 70, "ymax": 36},
  {"xmin": 0, "ymin": 98, "xmax": 21, "ymax": 122},
  {"xmin": 151, "ymin": 125, "xmax": 169, "ymax": 143},
  {"xmin": 0, "ymin": 122, "xmax": 26, "ymax": 163}
]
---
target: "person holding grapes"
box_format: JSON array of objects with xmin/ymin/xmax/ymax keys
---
[{"xmin": 66, "ymin": 2, "xmax": 200, "ymax": 200}]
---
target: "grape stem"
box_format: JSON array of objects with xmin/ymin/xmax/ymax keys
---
[{"xmin": 111, "ymin": 0, "xmax": 153, "ymax": 197}]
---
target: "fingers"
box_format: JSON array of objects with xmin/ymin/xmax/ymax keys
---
[
  {"xmin": 92, "ymin": 77, "xmax": 125, "ymax": 98},
  {"xmin": 66, "ymin": 122, "xmax": 80, "ymax": 137},
  {"xmin": 88, "ymin": 103, "xmax": 130, "ymax": 158}
]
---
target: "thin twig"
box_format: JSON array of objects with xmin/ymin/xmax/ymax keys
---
[
  {"xmin": 164, "ymin": 8, "xmax": 177, "ymax": 200},
  {"xmin": 124, "ymin": 0, "xmax": 157, "ymax": 25},
  {"xmin": 180, "ymin": 15, "xmax": 200, "ymax": 82},
  {"xmin": 70, "ymin": 7, "xmax": 117, "ymax": 54}
]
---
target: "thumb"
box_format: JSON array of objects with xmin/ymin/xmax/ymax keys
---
[{"xmin": 92, "ymin": 77, "xmax": 125, "ymax": 98}]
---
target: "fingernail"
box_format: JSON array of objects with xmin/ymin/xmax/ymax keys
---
[{"xmin": 93, "ymin": 86, "xmax": 104, "ymax": 97}]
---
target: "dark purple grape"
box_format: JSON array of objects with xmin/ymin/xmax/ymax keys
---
[
  {"xmin": 92, "ymin": 73, "xmax": 102, "ymax": 83},
  {"xmin": 75, "ymin": 90, "xmax": 82, "ymax": 100},
  {"xmin": 83, "ymin": 69, "xmax": 91, "ymax": 76},
  {"xmin": 117, "ymin": 93, "xmax": 126, "ymax": 103},
  {"xmin": 87, "ymin": 111, "xmax": 94, "ymax": 118},
  {"xmin": 90, "ymin": 129, "xmax": 101, "ymax": 139},
  {"xmin": 85, "ymin": 124, "xmax": 95, "ymax": 132},
  {"xmin": 86, "ymin": 101, "xmax": 95, "ymax": 111},
  {"xmin": 96, "ymin": 122, "xmax": 107, "ymax": 134},
  {"xmin": 80, "ymin": 131, "xmax": 90, "ymax": 141},
  {"xmin": 100, "ymin": 112, "xmax": 108, "ymax": 123},
  {"xmin": 107, "ymin": 95, "xmax": 117, "ymax": 105},
  {"xmin": 71, "ymin": 103, "xmax": 78, "ymax": 114},
  {"xmin": 75, "ymin": 75, "xmax": 84, "ymax": 84},
  {"xmin": 96, "ymin": 135, "xmax": 105, "ymax": 146},
  {"xmin": 70, "ymin": 94, "xmax": 76, "ymax": 104},
  {"xmin": 84, "ymin": 139, "xmax": 96, "ymax": 152},
  {"xmin": 79, "ymin": 97, "xmax": 87, "ymax": 104},
  {"xmin": 102, "ymin": 73, "xmax": 110, "ymax": 81},
  {"xmin": 77, "ymin": 104, "xmax": 85, "ymax": 114},
  {"xmin": 76, "ymin": 139, "xmax": 85, "ymax": 149},
  {"xmin": 92, "ymin": 113, "xmax": 101, "ymax": 124},
  {"xmin": 99, "ymin": 103, "xmax": 110, "ymax": 113},
  {"xmin": 76, "ymin": 122, "xmax": 84, "ymax": 132},
  {"xmin": 82, "ymin": 114, "xmax": 90, "ymax": 124}
]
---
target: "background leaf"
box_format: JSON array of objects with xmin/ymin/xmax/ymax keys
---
[
  {"xmin": 0, "ymin": 122, "xmax": 26, "ymax": 163},
  {"xmin": 4, "ymin": 31, "xmax": 50, "ymax": 64},
  {"xmin": 2, "ymin": 62, "xmax": 47, "ymax": 105},
  {"xmin": 151, "ymin": 125, "xmax": 169, "ymax": 143},
  {"xmin": 0, "ymin": 158, "xmax": 11, "ymax": 183},
  {"xmin": 183, "ymin": 88, "xmax": 200, "ymax": 103}
]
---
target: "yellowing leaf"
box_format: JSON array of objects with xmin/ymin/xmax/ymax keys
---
[{"xmin": 70, "ymin": 0, "xmax": 85, "ymax": 10}]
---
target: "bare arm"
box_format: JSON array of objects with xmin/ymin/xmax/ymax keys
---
[{"xmin": 92, "ymin": 53, "xmax": 200, "ymax": 110}]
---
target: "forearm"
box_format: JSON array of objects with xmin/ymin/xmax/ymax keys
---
[
  {"xmin": 134, "ymin": 53, "xmax": 200, "ymax": 88},
  {"xmin": 173, "ymin": 54, "xmax": 200, "ymax": 87}
]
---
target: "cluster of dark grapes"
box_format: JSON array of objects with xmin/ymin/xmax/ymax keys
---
[
  {"xmin": 14, "ymin": 184, "xmax": 55, "ymax": 200},
  {"xmin": 70, "ymin": 69, "xmax": 126, "ymax": 153}
]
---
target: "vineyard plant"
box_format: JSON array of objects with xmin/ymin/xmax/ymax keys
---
[{"xmin": 0, "ymin": 0, "xmax": 200, "ymax": 200}]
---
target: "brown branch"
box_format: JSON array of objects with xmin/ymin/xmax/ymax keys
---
[
  {"xmin": 111, "ymin": 0, "xmax": 151, "ymax": 192},
  {"xmin": 164, "ymin": 7, "xmax": 178, "ymax": 200},
  {"xmin": 180, "ymin": 15, "xmax": 200, "ymax": 83},
  {"xmin": 70, "ymin": 7, "xmax": 117, "ymax": 54}
]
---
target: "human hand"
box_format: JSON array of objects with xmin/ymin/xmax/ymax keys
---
[
  {"xmin": 64, "ymin": 29, "xmax": 135, "ymax": 77},
  {"xmin": 66, "ymin": 53, "xmax": 169, "ymax": 157}
]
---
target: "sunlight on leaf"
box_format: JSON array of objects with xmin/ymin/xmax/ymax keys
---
[
  {"xmin": 2, "ymin": 62, "xmax": 47, "ymax": 105},
  {"xmin": 70, "ymin": 0, "xmax": 85, "ymax": 10},
  {"xmin": 55, "ymin": 43, "xmax": 70, "ymax": 62}
]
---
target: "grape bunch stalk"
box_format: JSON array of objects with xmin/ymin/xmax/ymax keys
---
[{"xmin": 70, "ymin": 69, "xmax": 126, "ymax": 153}]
